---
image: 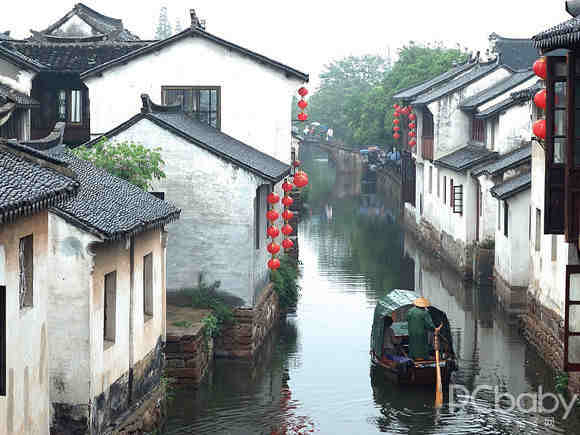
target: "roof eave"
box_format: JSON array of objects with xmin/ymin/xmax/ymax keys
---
[{"xmin": 491, "ymin": 182, "xmax": 531, "ymax": 200}]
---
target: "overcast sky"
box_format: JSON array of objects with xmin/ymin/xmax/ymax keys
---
[{"xmin": 1, "ymin": 1, "xmax": 572, "ymax": 89}]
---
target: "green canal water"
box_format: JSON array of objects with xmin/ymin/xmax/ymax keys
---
[{"xmin": 164, "ymin": 149, "xmax": 580, "ymax": 434}]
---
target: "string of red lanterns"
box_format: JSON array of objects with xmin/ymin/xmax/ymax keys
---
[
  {"xmin": 392, "ymin": 104, "xmax": 417, "ymax": 148},
  {"xmin": 267, "ymin": 191, "xmax": 281, "ymax": 270},
  {"xmin": 532, "ymin": 57, "xmax": 547, "ymax": 141},
  {"xmin": 297, "ymin": 87, "xmax": 308, "ymax": 122},
  {"xmin": 281, "ymin": 180, "xmax": 295, "ymax": 252}
]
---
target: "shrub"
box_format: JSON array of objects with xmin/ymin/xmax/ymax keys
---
[{"xmin": 271, "ymin": 256, "xmax": 301, "ymax": 311}]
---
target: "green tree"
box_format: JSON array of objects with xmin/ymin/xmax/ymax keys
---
[
  {"xmin": 72, "ymin": 138, "xmax": 166, "ymax": 191},
  {"xmin": 155, "ymin": 6, "xmax": 173, "ymax": 39}
]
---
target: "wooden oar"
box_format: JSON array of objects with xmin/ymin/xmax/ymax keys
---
[{"xmin": 434, "ymin": 324, "xmax": 443, "ymax": 408}]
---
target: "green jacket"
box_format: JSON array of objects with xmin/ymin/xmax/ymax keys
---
[{"xmin": 407, "ymin": 306, "xmax": 435, "ymax": 359}]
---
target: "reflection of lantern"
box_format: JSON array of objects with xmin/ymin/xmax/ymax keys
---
[
  {"xmin": 293, "ymin": 171, "xmax": 309, "ymax": 188},
  {"xmin": 282, "ymin": 209, "xmax": 294, "ymax": 221},
  {"xmin": 393, "ymin": 132, "xmax": 400, "ymax": 139},
  {"xmin": 267, "ymin": 226, "xmax": 280, "ymax": 238},
  {"xmin": 393, "ymin": 119, "xmax": 400, "ymax": 125},
  {"xmin": 533, "ymin": 58, "xmax": 547, "ymax": 80},
  {"xmin": 409, "ymin": 113, "xmax": 416, "ymax": 121},
  {"xmin": 282, "ymin": 181, "xmax": 293, "ymax": 192},
  {"xmin": 393, "ymin": 126, "xmax": 400, "ymax": 132},
  {"xmin": 268, "ymin": 258, "xmax": 281, "ymax": 270},
  {"xmin": 409, "ymin": 122, "xmax": 416, "ymax": 129},
  {"xmin": 298, "ymin": 100, "xmax": 308, "ymax": 110},
  {"xmin": 281, "ymin": 224, "xmax": 293, "ymax": 236},
  {"xmin": 298, "ymin": 112, "xmax": 308, "ymax": 121},
  {"xmin": 266, "ymin": 209, "xmax": 279, "ymax": 221},
  {"xmin": 534, "ymin": 89, "xmax": 547, "ymax": 110},
  {"xmin": 282, "ymin": 239, "xmax": 294, "ymax": 250},
  {"xmin": 409, "ymin": 131, "xmax": 416, "ymax": 137},
  {"xmin": 267, "ymin": 192, "xmax": 280, "ymax": 204},
  {"xmin": 267, "ymin": 242, "xmax": 281, "ymax": 254},
  {"xmin": 298, "ymin": 87, "xmax": 308, "ymax": 97},
  {"xmin": 533, "ymin": 119, "xmax": 546, "ymax": 139},
  {"xmin": 394, "ymin": 112, "xmax": 400, "ymax": 117},
  {"xmin": 292, "ymin": 160, "xmax": 301, "ymax": 168},
  {"xmin": 282, "ymin": 196, "xmax": 294, "ymax": 207},
  {"xmin": 409, "ymin": 138, "xmax": 417, "ymax": 147}
]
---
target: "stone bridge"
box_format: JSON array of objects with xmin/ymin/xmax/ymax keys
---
[{"xmin": 301, "ymin": 137, "xmax": 363, "ymax": 173}]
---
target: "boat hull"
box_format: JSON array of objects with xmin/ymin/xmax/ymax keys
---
[{"xmin": 371, "ymin": 353, "xmax": 455, "ymax": 386}]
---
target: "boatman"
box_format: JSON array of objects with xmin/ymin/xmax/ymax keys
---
[{"xmin": 407, "ymin": 297, "xmax": 442, "ymax": 360}]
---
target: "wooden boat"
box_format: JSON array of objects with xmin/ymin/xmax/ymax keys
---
[{"xmin": 370, "ymin": 289, "xmax": 458, "ymax": 386}]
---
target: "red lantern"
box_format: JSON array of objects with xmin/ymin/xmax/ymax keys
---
[
  {"xmin": 268, "ymin": 258, "xmax": 281, "ymax": 270},
  {"xmin": 298, "ymin": 112, "xmax": 308, "ymax": 121},
  {"xmin": 293, "ymin": 171, "xmax": 309, "ymax": 188},
  {"xmin": 393, "ymin": 132, "xmax": 401, "ymax": 139},
  {"xmin": 534, "ymin": 89, "xmax": 547, "ymax": 110},
  {"xmin": 393, "ymin": 119, "xmax": 400, "ymax": 125},
  {"xmin": 533, "ymin": 119, "xmax": 546, "ymax": 139},
  {"xmin": 267, "ymin": 242, "xmax": 281, "ymax": 254},
  {"xmin": 393, "ymin": 104, "xmax": 399, "ymax": 109},
  {"xmin": 393, "ymin": 126, "xmax": 400, "ymax": 132},
  {"xmin": 282, "ymin": 196, "xmax": 294, "ymax": 207},
  {"xmin": 281, "ymin": 224, "xmax": 293, "ymax": 236},
  {"xmin": 409, "ymin": 122, "xmax": 416, "ymax": 129},
  {"xmin": 533, "ymin": 58, "xmax": 547, "ymax": 80},
  {"xmin": 282, "ymin": 209, "xmax": 294, "ymax": 221},
  {"xmin": 266, "ymin": 209, "xmax": 279, "ymax": 221},
  {"xmin": 409, "ymin": 131, "xmax": 416, "ymax": 137},
  {"xmin": 267, "ymin": 192, "xmax": 280, "ymax": 204},
  {"xmin": 282, "ymin": 181, "xmax": 294, "ymax": 192},
  {"xmin": 298, "ymin": 87, "xmax": 308, "ymax": 97},
  {"xmin": 298, "ymin": 100, "xmax": 308, "ymax": 110},
  {"xmin": 292, "ymin": 160, "xmax": 301, "ymax": 168},
  {"xmin": 409, "ymin": 138, "xmax": 417, "ymax": 147},
  {"xmin": 409, "ymin": 113, "xmax": 416, "ymax": 121},
  {"xmin": 401, "ymin": 107, "xmax": 409, "ymax": 116},
  {"xmin": 282, "ymin": 239, "xmax": 294, "ymax": 250},
  {"xmin": 393, "ymin": 112, "xmax": 400, "ymax": 118},
  {"xmin": 267, "ymin": 226, "xmax": 280, "ymax": 238}
]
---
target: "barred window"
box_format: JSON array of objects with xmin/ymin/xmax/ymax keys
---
[{"xmin": 19, "ymin": 235, "xmax": 33, "ymax": 309}]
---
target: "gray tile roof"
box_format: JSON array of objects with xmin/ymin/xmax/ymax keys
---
[
  {"xmin": 532, "ymin": 16, "xmax": 580, "ymax": 50},
  {"xmin": 84, "ymin": 95, "xmax": 291, "ymax": 182},
  {"xmin": 0, "ymin": 139, "xmax": 79, "ymax": 223},
  {"xmin": 490, "ymin": 172, "xmax": 531, "ymax": 200},
  {"xmin": 0, "ymin": 83, "xmax": 39, "ymax": 107},
  {"xmin": 460, "ymin": 70, "xmax": 535, "ymax": 111},
  {"xmin": 47, "ymin": 149, "xmax": 181, "ymax": 240},
  {"xmin": 412, "ymin": 61, "xmax": 500, "ymax": 106},
  {"xmin": 491, "ymin": 34, "xmax": 539, "ymax": 70},
  {"xmin": 472, "ymin": 145, "xmax": 531, "ymax": 177},
  {"xmin": 0, "ymin": 43, "xmax": 45, "ymax": 71},
  {"xmin": 434, "ymin": 144, "xmax": 498, "ymax": 173},
  {"xmin": 474, "ymin": 82, "xmax": 542, "ymax": 119},
  {"xmin": 393, "ymin": 61, "xmax": 476, "ymax": 101}
]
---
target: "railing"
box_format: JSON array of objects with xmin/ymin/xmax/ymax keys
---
[{"xmin": 422, "ymin": 136, "xmax": 434, "ymax": 161}]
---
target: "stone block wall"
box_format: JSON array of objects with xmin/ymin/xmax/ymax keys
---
[
  {"xmin": 214, "ymin": 283, "xmax": 279, "ymax": 359},
  {"xmin": 165, "ymin": 329, "xmax": 213, "ymax": 385}
]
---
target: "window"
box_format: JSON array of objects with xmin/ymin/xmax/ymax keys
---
[
  {"xmin": 162, "ymin": 86, "xmax": 220, "ymax": 129},
  {"xmin": 255, "ymin": 185, "xmax": 269, "ymax": 249},
  {"xmin": 437, "ymin": 172, "xmax": 440, "ymax": 198},
  {"xmin": 535, "ymin": 209, "xmax": 542, "ymax": 252},
  {"xmin": 19, "ymin": 235, "xmax": 33, "ymax": 309},
  {"xmin": 57, "ymin": 89, "xmax": 83, "ymax": 124},
  {"xmin": 419, "ymin": 193, "xmax": 423, "ymax": 215},
  {"xmin": 450, "ymin": 179, "xmax": 454, "ymax": 208},
  {"xmin": 104, "ymin": 271, "xmax": 116, "ymax": 344},
  {"xmin": 552, "ymin": 235, "xmax": 558, "ymax": 261},
  {"xmin": 472, "ymin": 118, "xmax": 485, "ymax": 143},
  {"xmin": 143, "ymin": 253, "xmax": 153, "ymax": 318},
  {"xmin": 0, "ymin": 286, "xmax": 4, "ymax": 396},
  {"xmin": 479, "ymin": 189, "xmax": 483, "ymax": 217},
  {"xmin": 429, "ymin": 165, "xmax": 433, "ymax": 194},
  {"xmin": 452, "ymin": 184, "xmax": 463, "ymax": 215},
  {"xmin": 443, "ymin": 176, "xmax": 447, "ymax": 204},
  {"xmin": 498, "ymin": 200, "xmax": 501, "ymax": 231},
  {"xmin": 488, "ymin": 117, "xmax": 496, "ymax": 150},
  {"xmin": 504, "ymin": 201, "xmax": 509, "ymax": 237}
]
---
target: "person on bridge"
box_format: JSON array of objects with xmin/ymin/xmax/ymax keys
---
[{"xmin": 407, "ymin": 298, "xmax": 442, "ymax": 360}]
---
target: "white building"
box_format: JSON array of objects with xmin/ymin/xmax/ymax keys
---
[{"xmin": 82, "ymin": 95, "xmax": 290, "ymax": 306}]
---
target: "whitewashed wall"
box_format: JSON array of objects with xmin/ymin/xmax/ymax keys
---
[
  {"xmin": 0, "ymin": 212, "xmax": 50, "ymax": 435},
  {"xmin": 494, "ymin": 191, "xmax": 531, "ymax": 287},
  {"xmin": 529, "ymin": 142, "xmax": 576, "ymax": 318},
  {"xmin": 476, "ymin": 175, "xmax": 498, "ymax": 242},
  {"xmin": 108, "ymin": 118, "xmax": 275, "ymax": 306},
  {"xmin": 85, "ymin": 36, "xmax": 304, "ymax": 164},
  {"xmin": 0, "ymin": 58, "xmax": 34, "ymax": 95}
]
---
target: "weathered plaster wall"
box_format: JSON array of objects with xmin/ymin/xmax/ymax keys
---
[
  {"xmin": 0, "ymin": 58, "xmax": 34, "ymax": 95},
  {"xmin": 85, "ymin": 35, "xmax": 303, "ymax": 164},
  {"xmin": 0, "ymin": 211, "xmax": 50, "ymax": 435},
  {"xmin": 477, "ymin": 175, "xmax": 498, "ymax": 242},
  {"xmin": 495, "ymin": 103, "xmax": 533, "ymax": 155},
  {"xmin": 109, "ymin": 118, "xmax": 274, "ymax": 306}
]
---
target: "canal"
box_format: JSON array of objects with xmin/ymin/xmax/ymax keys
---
[{"xmin": 164, "ymin": 149, "xmax": 580, "ymax": 434}]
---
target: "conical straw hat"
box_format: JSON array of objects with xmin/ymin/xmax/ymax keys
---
[{"xmin": 413, "ymin": 297, "xmax": 430, "ymax": 308}]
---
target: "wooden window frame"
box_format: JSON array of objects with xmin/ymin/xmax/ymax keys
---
[
  {"xmin": 161, "ymin": 86, "xmax": 221, "ymax": 130},
  {"xmin": 437, "ymin": 171, "xmax": 440, "ymax": 198},
  {"xmin": 471, "ymin": 118, "xmax": 486, "ymax": 143},
  {"xmin": 452, "ymin": 184, "xmax": 463, "ymax": 215},
  {"xmin": 498, "ymin": 200, "xmax": 501, "ymax": 231},
  {"xmin": 57, "ymin": 89, "xmax": 84, "ymax": 125},
  {"xmin": 429, "ymin": 165, "xmax": 433, "ymax": 194},
  {"xmin": 443, "ymin": 176, "xmax": 447, "ymax": 204},
  {"xmin": 535, "ymin": 208, "xmax": 542, "ymax": 251},
  {"xmin": 0, "ymin": 285, "xmax": 4, "ymax": 396},
  {"xmin": 104, "ymin": 271, "xmax": 117, "ymax": 345},
  {"xmin": 564, "ymin": 265, "xmax": 580, "ymax": 371},
  {"xmin": 503, "ymin": 201, "xmax": 509, "ymax": 238},
  {"xmin": 450, "ymin": 179, "xmax": 454, "ymax": 209},
  {"xmin": 143, "ymin": 253, "xmax": 153, "ymax": 319},
  {"xmin": 19, "ymin": 234, "xmax": 33, "ymax": 309}
]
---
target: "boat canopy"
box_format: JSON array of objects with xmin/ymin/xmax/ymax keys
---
[{"xmin": 370, "ymin": 289, "xmax": 455, "ymax": 358}]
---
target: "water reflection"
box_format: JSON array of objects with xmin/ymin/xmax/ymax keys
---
[{"xmin": 165, "ymin": 152, "xmax": 580, "ymax": 434}]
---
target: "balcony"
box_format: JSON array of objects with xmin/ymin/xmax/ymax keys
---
[{"xmin": 422, "ymin": 136, "xmax": 434, "ymax": 161}]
